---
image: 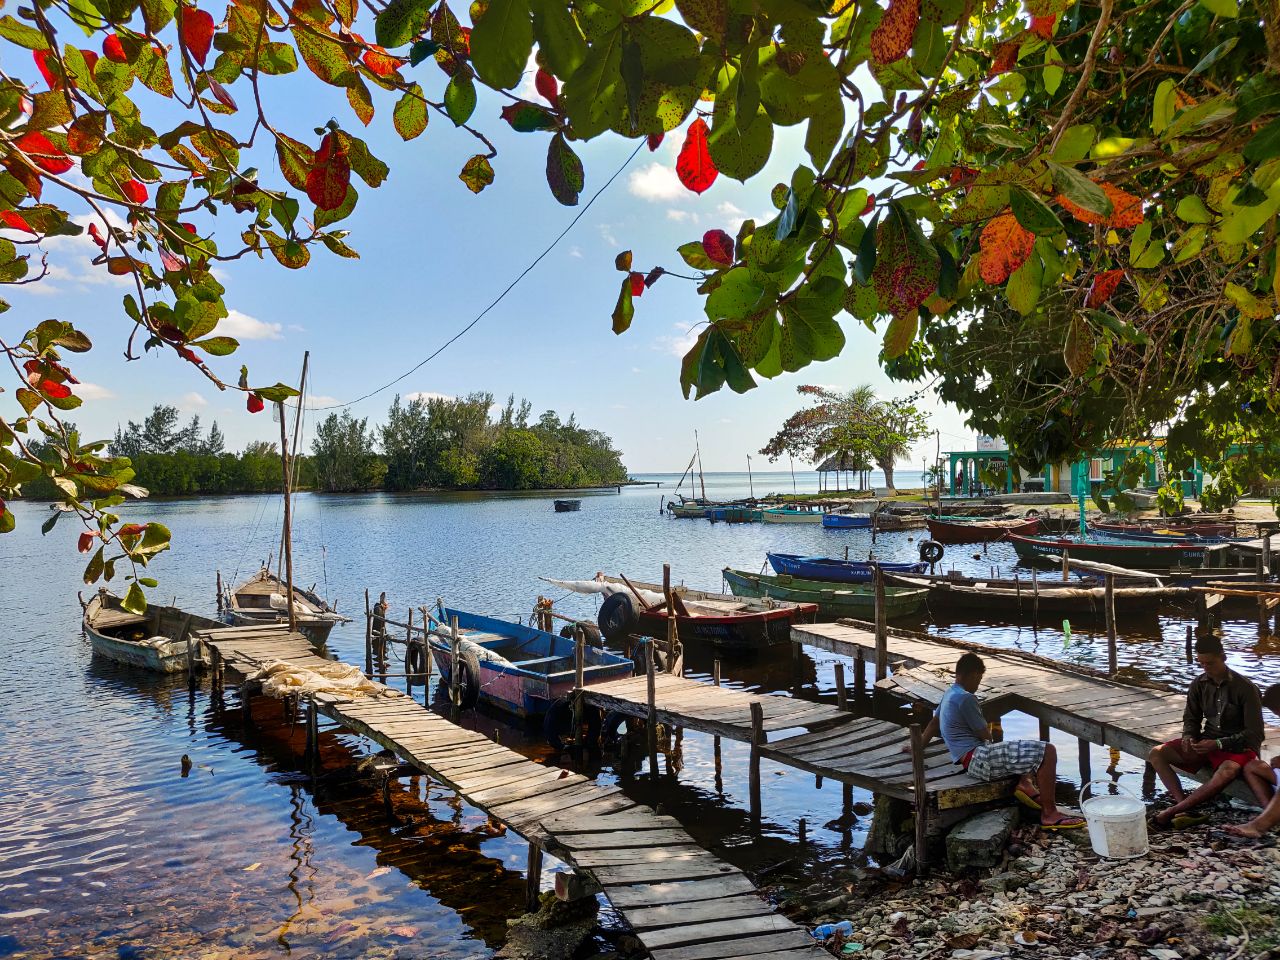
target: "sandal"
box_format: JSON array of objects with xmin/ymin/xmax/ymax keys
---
[
  {"xmin": 1015, "ymin": 787, "xmax": 1042, "ymax": 812},
  {"xmin": 1041, "ymin": 814, "xmax": 1086, "ymax": 830}
]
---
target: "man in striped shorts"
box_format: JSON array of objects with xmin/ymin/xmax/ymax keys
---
[{"xmin": 920, "ymin": 652, "xmax": 1085, "ymax": 829}]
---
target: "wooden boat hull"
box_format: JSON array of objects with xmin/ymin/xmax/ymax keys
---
[
  {"xmin": 885, "ymin": 574, "xmax": 1189, "ymax": 616},
  {"xmin": 553, "ymin": 499, "xmax": 581, "ymax": 512},
  {"xmin": 83, "ymin": 593, "xmax": 219, "ymax": 673},
  {"xmin": 429, "ymin": 607, "xmax": 633, "ymax": 718},
  {"xmin": 708, "ymin": 506, "xmax": 762, "ymax": 523},
  {"xmin": 925, "ymin": 517, "xmax": 1041, "ymax": 543},
  {"xmin": 1092, "ymin": 521, "xmax": 1236, "ymax": 539},
  {"xmin": 722, "ymin": 568, "xmax": 927, "ymax": 620},
  {"xmin": 762, "ymin": 508, "xmax": 824, "ymax": 523},
  {"xmin": 224, "ymin": 568, "xmax": 348, "ymax": 646},
  {"xmin": 225, "ymin": 609, "xmax": 339, "ymax": 646},
  {"xmin": 822, "ymin": 514, "xmax": 871, "ymax": 529},
  {"xmin": 634, "ymin": 605, "xmax": 812, "ymax": 651},
  {"xmin": 1006, "ymin": 534, "xmax": 1208, "ymax": 570},
  {"xmin": 767, "ymin": 552, "xmax": 928, "ymax": 584}
]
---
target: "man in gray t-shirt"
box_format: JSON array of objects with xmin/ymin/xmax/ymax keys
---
[{"xmin": 920, "ymin": 652, "xmax": 1084, "ymax": 830}]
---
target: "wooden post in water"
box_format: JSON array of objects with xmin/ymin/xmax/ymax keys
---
[
  {"xmin": 216, "ymin": 570, "xmax": 223, "ymax": 613},
  {"xmin": 873, "ymin": 564, "xmax": 888, "ymax": 682},
  {"xmin": 1061, "ymin": 548, "xmax": 1070, "ymax": 582},
  {"xmin": 421, "ymin": 605, "xmax": 433, "ymax": 701},
  {"xmin": 854, "ymin": 654, "xmax": 866, "ymax": 709},
  {"xmin": 305, "ymin": 699, "xmax": 318, "ymax": 775},
  {"xmin": 835, "ymin": 662, "xmax": 847, "ymax": 710},
  {"xmin": 1031, "ymin": 568, "xmax": 1040, "ymax": 629},
  {"xmin": 405, "ymin": 608, "xmax": 415, "ymax": 696},
  {"xmin": 1185, "ymin": 623, "xmax": 1194, "ymax": 663},
  {"xmin": 662, "ymin": 563, "xmax": 681, "ymax": 676},
  {"xmin": 449, "ymin": 615, "xmax": 461, "ymax": 708},
  {"xmin": 713, "ymin": 735, "xmax": 723, "ymax": 794},
  {"xmin": 910, "ymin": 723, "xmax": 928, "ymax": 875},
  {"xmin": 526, "ymin": 843, "xmax": 543, "ymax": 912},
  {"xmin": 573, "ymin": 626, "xmax": 585, "ymax": 752},
  {"xmin": 364, "ymin": 589, "xmax": 373, "ymax": 676},
  {"xmin": 713, "ymin": 659, "xmax": 721, "ymax": 686},
  {"xmin": 749, "ymin": 701, "xmax": 764, "ymax": 825},
  {"xmin": 1078, "ymin": 738, "xmax": 1092, "ymax": 783},
  {"xmin": 1104, "ymin": 574, "xmax": 1117, "ymax": 675},
  {"xmin": 1038, "ymin": 719, "xmax": 1050, "ymax": 741},
  {"xmin": 1265, "ymin": 533, "xmax": 1273, "ymax": 576},
  {"xmin": 645, "ymin": 639, "xmax": 658, "ymax": 778}
]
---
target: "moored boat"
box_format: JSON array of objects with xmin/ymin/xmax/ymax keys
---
[
  {"xmin": 925, "ymin": 516, "xmax": 1041, "ymax": 543},
  {"xmin": 722, "ymin": 568, "xmax": 928, "ymax": 620},
  {"xmin": 428, "ymin": 606, "xmax": 633, "ymax": 717},
  {"xmin": 1005, "ymin": 534, "xmax": 1208, "ymax": 570},
  {"xmin": 708, "ymin": 506, "xmax": 762, "ymax": 523},
  {"xmin": 822, "ymin": 513, "xmax": 871, "ymax": 529},
  {"xmin": 83, "ymin": 590, "xmax": 220, "ymax": 673},
  {"xmin": 882, "ymin": 572, "xmax": 1191, "ymax": 616},
  {"xmin": 762, "ymin": 505, "xmax": 825, "ymax": 523},
  {"xmin": 1091, "ymin": 520, "xmax": 1237, "ymax": 539},
  {"xmin": 223, "ymin": 568, "xmax": 350, "ymax": 645},
  {"xmin": 553, "ymin": 499, "xmax": 581, "ymax": 512},
  {"xmin": 766, "ymin": 552, "xmax": 928, "ymax": 584}
]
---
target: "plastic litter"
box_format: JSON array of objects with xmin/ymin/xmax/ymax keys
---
[{"xmin": 811, "ymin": 920, "xmax": 854, "ymax": 940}]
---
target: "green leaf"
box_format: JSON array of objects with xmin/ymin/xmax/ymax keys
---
[
  {"xmin": 0, "ymin": 15, "xmax": 49, "ymax": 49},
  {"xmin": 709, "ymin": 93, "xmax": 774, "ymax": 182},
  {"xmin": 1042, "ymin": 45, "xmax": 1063, "ymax": 95},
  {"xmin": 612, "ymin": 275, "xmax": 634, "ymax": 334},
  {"xmin": 122, "ymin": 581, "xmax": 147, "ymax": 615},
  {"xmin": 84, "ymin": 545, "xmax": 105, "ymax": 584},
  {"xmin": 459, "ymin": 155, "xmax": 494, "ymax": 193},
  {"xmin": 1198, "ymin": 0, "xmax": 1236, "ymax": 17},
  {"xmin": 853, "ymin": 210, "xmax": 879, "ymax": 284},
  {"xmin": 376, "ymin": 0, "xmax": 433, "ymax": 48},
  {"xmin": 1237, "ymin": 75, "xmax": 1280, "ymax": 124},
  {"xmin": 1010, "ymin": 187, "xmax": 1064, "ymax": 234},
  {"xmin": 40, "ymin": 510, "xmax": 61, "ymax": 535},
  {"xmin": 393, "ymin": 84, "xmax": 429, "ymax": 140},
  {"xmin": 621, "ymin": 37, "xmax": 643, "ymax": 132},
  {"xmin": 255, "ymin": 383, "xmax": 301, "ymax": 403},
  {"xmin": 1048, "ymin": 161, "xmax": 1112, "ymax": 218},
  {"xmin": 782, "ymin": 297, "xmax": 845, "ymax": 362},
  {"xmin": 194, "ymin": 336, "xmax": 240, "ymax": 356},
  {"xmin": 680, "ymin": 326, "xmax": 755, "ymax": 399},
  {"xmin": 1244, "ymin": 117, "xmax": 1280, "ymax": 164},
  {"xmin": 470, "ymin": 0, "xmax": 533, "ymax": 90},
  {"xmin": 1175, "ymin": 195, "xmax": 1212, "ymax": 224},
  {"xmin": 705, "ymin": 268, "xmax": 766, "ymax": 321},
  {"xmin": 1006, "ymin": 254, "xmax": 1042, "ymax": 315},
  {"xmin": 546, "ymin": 133, "xmax": 584, "ymax": 206},
  {"xmin": 1172, "ymin": 223, "xmax": 1207, "ymax": 262},
  {"xmin": 1063, "ymin": 317, "xmax": 1093, "ymax": 376},
  {"xmin": 882, "ymin": 310, "xmax": 918, "ymax": 359},
  {"xmin": 677, "ymin": 241, "xmax": 718, "ymax": 271},
  {"xmin": 1051, "ymin": 124, "xmax": 1095, "ymax": 164},
  {"xmin": 1187, "ymin": 37, "xmax": 1236, "ymax": 79},
  {"xmin": 531, "ymin": 0, "xmax": 587, "ymax": 78},
  {"xmin": 1152, "ymin": 78, "xmax": 1176, "ymax": 134},
  {"xmin": 445, "ymin": 72, "xmax": 477, "ymax": 125},
  {"xmin": 559, "ymin": 25, "xmax": 625, "ymax": 138}
]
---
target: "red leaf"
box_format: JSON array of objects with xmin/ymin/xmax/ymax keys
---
[
  {"xmin": 118, "ymin": 523, "xmax": 147, "ymax": 537},
  {"xmin": 1056, "ymin": 182, "xmax": 1144, "ymax": 228},
  {"xmin": 209, "ymin": 79, "xmax": 237, "ymax": 110},
  {"xmin": 647, "ymin": 132, "xmax": 664, "ymax": 152},
  {"xmin": 78, "ymin": 531, "xmax": 96, "ymax": 553},
  {"xmin": 23, "ymin": 359, "xmax": 41, "ymax": 385},
  {"xmin": 644, "ymin": 266, "xmax": 665, "ymax": 288},
  {"xmin": 362, "ymin": 47, "xmax": 402, "ymax": 76},
  {"xmin": 1029, "ymin": 14, "xmax": 1056, "ymax": 38},
  {"xmin": 305, "ymin": 132, "xmax": 351, "ymax": 211},
  {"xmin": 534, "ymin": 68, "xmax": 559, "ymax": 107},
  {"xmin": 87, "ymin": 223, "xmax": 107, "ymax": 250},
  {"xmin": 121, "ymin": 179, "xmax": 149, "ymax": 204},
  {"xmin": 103, "ymin": 34, "xmax": 129, "ymax": 63},
  {"xmin": 247, "ymin": 392, "xmax": 265, "ymax": 413},
  {"xmin": 1, "ymin": 210, "xmax": 35, "ymax": 234},
  {"xmin": 180, "ymin": 6, "xmax": 216, "ymax": 67},
  {"xmin": 33, "ymin": 49, "xmax": 61, "ymax": 90},
  {"xmin": 870, "ymin": 0, "xmax": 919, "ymax": 66},
  {"xmin": 177, "ymin": 345, "xmax": 200, "ymax": 363},
  {"xmin": 629, "ymin": 271, "xmax": 645, "ymax": 297},
  {"xmin": 160, "ymin": 249, "xmax": 184, "ymax": 272},
  {"xmin": 676, "ymin": 118, "xmax": 717, "ymax": 195},
  {"xmin": 15, "ymin": 131, "xmax": 73, "ymax": 175},
  {"xmin": 862, "ymin": 194, "xmax": 876, "ymax": 216},
  {"xmin": 1086, "ymin": 269, "xmax": 1125, "ymax": 308},
  {"xmin": 80, "ymin": 49, "xmax": 100, "ymax": 73},
  {"xmin": 702, "ymin": 228, "xmax": 734, "ymax": 265},
  {"xmin": 988, "ymin": 41, "xmax": 1019, "ymax": 78},
  {"xmin": 179, "ymin": 221, "xmax": 198, "ymax": 234},
  {"xmin": 39, "ymin": 379, "xmax": 72, "ymax": 399},
  {"xmin": 978, "ymin": 212, "xmax": 1035, "ymax": 285}
]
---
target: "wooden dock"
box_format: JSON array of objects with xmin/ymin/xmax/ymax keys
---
[
  {"xmin": 192, "ymin": 624, "xmax": 822, "ymax": 960},
  {"xmin": 792, "ymin": 620, "xmax": 1280, "ymax": 784}
]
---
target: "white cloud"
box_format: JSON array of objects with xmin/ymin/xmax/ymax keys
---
[
  {"xmin": 405, "ymin": 391, "xmax": 454, "ymax": 403},
  {"xmin": 305, "ymin": 394, "xmax": 341, "ymax": 409},
  {"xmin": 655, "ymin": 321, "xmax": 703, "ymax": 358},
  {"xmin": 628, "ymin": 163, "xmax": 684, "ymax": 202},
  {"xmin": 287, "ymin": 323, "xmax": 306, "ymax": 333},
  {"xmin": 631, "ymin": 367, "xmax": 642, "ymax": 374},
  {"xmin": 717, "ymin": 201, "xmax": 745, "ymax": 218},
  {"xmin": 220, "ymin": 309, "xmax": 283, "ymax": 341},
  {"xmin": 76, "ymin": 383, "xmax": 115, "ymax": 401},
  {"xmin": 179, "ymin": 392, "xmax": 208, "ymax": 410},
  {"xmin": 568, "ymin": 246, "xmax": 583, "ymax": 259},
  {"xmin": 598, "ymin": 224, "xmax": 619, "ymax": 247},
  {"xmin": 666, "ymin": 209, "xmax": 693, "ymax": 222}
]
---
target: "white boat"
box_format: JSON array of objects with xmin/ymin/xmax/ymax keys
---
[
  {"xmin": 223, "ymin": 568, "xmax": 349, "ymax": 645},
  {"xmin": 762, "ymin": 506, "xmax": 825, "ymax": 523},
  {"xmin": 83, "ymin": 590, "xmax": 218, "ymax": 673}
]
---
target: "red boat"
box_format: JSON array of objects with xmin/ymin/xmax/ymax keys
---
[{"xmin": 925, "ymin": 516, "xmax": 1042, "ymax": 544}]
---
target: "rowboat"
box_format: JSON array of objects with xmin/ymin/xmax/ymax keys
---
[
  {"xmin": 427, "ymin": 606, "xmax": 633, "ymax": 717},
  {"xmin": 767, "ymin": 552, "xmax": 928, "ymax": 584},
  {"xmin": 722, "ymin": 568, "xmax": 928, "ymax": 620},
  {"xmin": 762, "ymin": 506, "xmax": 825, "ymax": 523},
  {"xmin": 822, "ymin": 513, "xmax": 871, "ymax": 529},
  {"xmin": 222, "ymin": 568, "xmax": 350, "ymax": 645},
  {"xmin": 83, "ymin": 590, "xmax": 219, "ymax": 673},
  {"xmin": 708, "ymin": 506, "xmax": 763, "ymax": 523},
  {"xmin": 542, "ymin": 575, "xmax": 819, "ymax": 652},
  {"xmin": 882, "ymin": 572, "xmax": 1190, "ymax": 616},
  {"xmin": 553, "ymin": 499, "xmax": 581, "ymax": 512},
  {"xmin": 1005, "ymin": 534, "xmax": 1208, "ymax": 570},
  {"xmin": 925, "ymin": 516, "xmax": 1041, "ymax": 544},
  {"xmin": 1092, "ymin": 520, "xmax": 1237, "ymax": 539},
  {"xmin": 668, "ymin": 501, "xmax": 712, "ymax": 518}
]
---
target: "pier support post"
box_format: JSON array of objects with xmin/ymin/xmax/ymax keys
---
[
  {"xmin": 713, "ymin": 660, "xmax": 721, "ymax": 686},
  {"xmin": 1038, "ymin": 719, "xmax": 1050, "ymax": 741},
  {"xmin": 1078, "ymin": 738, "xmax": 1092, "ymax": 784},
  {"xmin": 364, "ymin": 589, "xmax": 373, "ymax": 677},
  {"xmin": 1104, "ymin": 574, "xmax": 1117, "ymax": 675},
  {"xmin": 873, "ymin": 565, "xmax": 888, "ymax": 682},
  {"xmin": 449, "ymin": 616, "xmax": 461, "ymax": 710},
  {"xmin": 210, "ymin": 647, "xmax": 224, "ymax": 707},
  {"xmin": 910, "ymin": 723, "xmax": 928, "ymax": 876},
  {"xmin": 835, "ymin": 662, "xmax": 847, "ymax": 710},
  {"xmin": 526, "ymin": 843, "xmax": 543, "ymax": 913},
  {"xmin": 574, "ymin": 627, "xmax": 585, "ymax": 756},
  {"xmin": 646, "ymin": 640, "xmax": 658, "ymax": 779},
  {"xmin": 304, "ymin": 700, "xmax": 318, "ymax": 775},
  {"xmin": 405, "ymin": 608, "xmax": 415, "ymax": 697},
  {"xmin": 1185, "ymin": 624, "xmax": 1193, "ymax": 663},
  {"xmin": 1265, "ymin": 533, "xmax": 1273, "ymax": 576},
  {"xmin": 713, "ymin": 736, "xmax": 722, "ymax": 795},
  {"xmin": 854, "ymin": 656, "xmax": 866, "ymax": 709},
  {"xmin": 1031, "ymin": 567, "xmax": 1040, "ymax": 630},
  {"xmin": 749, "ymin": 701, "xmax": 764, "ymax": 826}
]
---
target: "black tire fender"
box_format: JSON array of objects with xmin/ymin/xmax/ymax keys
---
[
  {"xmin": 455, "ymin": 648, "xmax": 481, "ymax": 709},
  {"xmin": 544, "ymin": 696, "xmax": 574, "ymax": 752},
  {"xmin": 406, "ymin": 639, "xmax": 427, "ymax": 678},
  {"xmin": 919, "ymin": 540, "xmax": 945, "ymax": 564},
  {"xmin": 597, "ymin": 591, "xmax": 638, "ymax": 642}
]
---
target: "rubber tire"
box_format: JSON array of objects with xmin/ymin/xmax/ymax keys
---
[
  {"xmin": 919, "ymin": 540, "xmax": 945, "ymax": 564},
  {"xmin": 544, "ymin": 696, "xmax": 574, "ymax": 752},
  {"xmin": 455, "ymin": 649, "xmax": 481, "ymax": 709},
  {"xmin": 405, "ymin": 640, "xmax": 427, "ymax": 678},
  {"xmin": 600, "ymin": 709, "xmax": 628, "ymax": 748},
  {"xmin": 597, "ymin": 592, "xmax": 638, "ymax": 643},
  {"xmin": 559, "ymin": 623, "xmax": 604, "ymax": 647}
]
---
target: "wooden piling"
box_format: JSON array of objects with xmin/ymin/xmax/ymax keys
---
[
  {"xmin": 1185, "ymin": 623, "xmax": 1193, "ymax": 662},
  {"xmin": 1265, "ymin": 533, "xmax": 1273, "ymax": 576},
  {"xmin": 405, "ymin": 608, "xmax": 415, "ymax": 697},
  {"xmin": 305, "ymin": 699, "xmax": 318, "ymax": 774},
  {"xmin": 1038, "ymin": 719, "xmax": 1050, "ymax": 741},
  {"xmin": 713, "ymin": 659, "xmax": 721, "ymax": 686},
  {"xmin": 910, "ymin": 723, "xmax": 928, "ymax": 875},
  {"xmin": 1061, "ymin": 549, "xmax": 1070, "ymax": 582},
  {"xmin": 573, "ymin": 626, "xmax": 585, "ymax": 750},
  {"xmin": 854, "ymin": 655, "xmax": 866, "ymax": 708},
  {"xmin": 364, "ymin": 588, "xmax": 373, "ymax": 676},
  {"xmin": 216, "ymin": 570, "xmax": 223, "ymax": 613},
  {"xmin": 526, "ymin": 843, "xmax": 543, "ymax": 912},
  {"xmin": 1078, "ymin": 737, "xmax": 1092, "ymax": 783},
  {"xmin": 1104, "ymin": 574, "xmax": 1117, "ymax": 675},
  {"xmin": 873, "ymin": 564, "xmax": 888, "ymax": 681},
  {"xmin": 1032, "ymin": 567, "xmax": 1039, "ymax": 628},
  {"xmin": 798, "ymin": 818, "xmax": 806, "ymax": 845},
  {"xmin": 835, "ymin": 662, "xmax": 847, "ymax": 710},
  {"xmin": 749, "ymin": 701, "xmax": 764, "ymax": 824},
  {"xmin": 449, "ymin": 615, "xmax": 461, "ymax": 708},
  {"xmin": 646, "ymin": 639, "xmax": 658, "ymax": 778},
  {"xmin": 713, "ymin": 735, "xmax": 722, "ymax": 794}
]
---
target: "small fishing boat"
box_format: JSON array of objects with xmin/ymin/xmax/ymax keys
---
[
  {"xmin": 722, "ymin": 568, "xmax": 928, "ymax": 620},
  {"xmin": 882, "ymin": 572, "xmax": 1191, "ymax": 616},
  {"xmin": 223, "ymin": 568, "xmax": 350, "ymax": 645},
  {"xmin": 767, "ymin": 552, "xmax": 928, "ymax": 584},
  {"xmin": 82, "ymin": 590, "xmax": 220, "ymax": 673},
  {"xmin": 554, "ymin": 499, "xmax": 581, "ymax": 512},
  {"xmin": 1005, "ymin": 534, "xmax": 1209, "ymax": 570},
  {"xmin": 925, "ymin": 516, "xmax": 1041, "ymax": 544},
  {"xmin": 668, "ymin": 500, "xmax": 713, "ymax": 518},
  {"xmin": 1091, "ymin": 519, "xmax": 1238, "ymax": 539},
  {"xmin": 762, "ymin": 505, "xmax": 826, "ymax": 523},
  {"xmin": 543, "ymin": 575, "xmax": 818, "ymax": 652},
  {"xmin": 822, "ymin": 513, "xmax": 872, "ymax": 529},
  {"xmin": 427, "ymin": 606, "xmax": 633, "ymax": 717},
  {"xmin": 708, "ymin": 505, "xmax": 762, "ymax": 523}
]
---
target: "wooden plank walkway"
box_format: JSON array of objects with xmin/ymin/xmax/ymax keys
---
[
  {"xmin": 582, "ymin": 674, "xmax": 1010, "ymax": 812},
  {"xmin": 193, "ymin": 624, "xmax": 820, "ymax": 960},
  {"xmin": 792, "ymin": 620, "xmax": 1280, "ymax": 766}
]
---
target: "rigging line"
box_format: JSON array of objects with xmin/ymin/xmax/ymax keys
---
[{"xmin": 312, "ymin": 140, "xmax": 647, "ymax": 412}]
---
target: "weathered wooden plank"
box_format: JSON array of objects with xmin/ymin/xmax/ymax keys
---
[
  {"xmin": 554, "ymin": 829, "xmax": 707, "ymax": 851},
  {"xmin": 468, "ymin": 773, "xmax": 590, "ymax": 807},
  {"xmin": 571, "ymin": 845, "xmax": 710, "ymax": 868},
  {"xmin": 590, "ymin": 857, "xmax": 744, "ymax": 885},
  {"xmin": 543, "ymin": 809, "xmax": 685, "ymax": 833},
  {"xmin": 602, "ymin": 875, "xmax": 758, "ymax": 909},
  {"xmin": 641, "ymin": 916, "xmax": 809, "ymax": 950},
  {"xmin": 649, "ymin": 930, "xmax": 815, "ymax": 960},
  {"xmin": 624, "ymin": 895, "xmax": 778, "ymax": 931}
]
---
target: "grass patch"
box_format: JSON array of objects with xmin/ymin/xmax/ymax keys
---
[{"xmin": 1203, "ymin": 904, "xmax": 1280, "ymax": 951}]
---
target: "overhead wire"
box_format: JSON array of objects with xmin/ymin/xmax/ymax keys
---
[{"xmin": 311, "ymin": 140, "xmax": 647, "ymax": 412}]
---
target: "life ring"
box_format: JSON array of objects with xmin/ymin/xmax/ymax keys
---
[
  {"xmin": 919, "ymin": 540, "xmax": 945, "ymax": 564},
  {"xmin": 597, "ymin": 592, "xmax": 638, "ymax": 642}
]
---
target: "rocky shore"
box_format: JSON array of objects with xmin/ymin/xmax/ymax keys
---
[{"xmin": 778, "ymin": 824, "xmax": 1280, "ymax": 960}]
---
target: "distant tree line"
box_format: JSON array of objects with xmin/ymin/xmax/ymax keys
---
[{"xmin": 312, "ymin": 393, "xmax": 628, "ymax": 492}]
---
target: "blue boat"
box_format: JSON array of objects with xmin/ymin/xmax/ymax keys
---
[
  {"xmin": 766, "ymin": 552, "xmax": 928, "ymax": 584},
  {"xmin": 822, "ymin": 513, "xmax": 872, "ymax": 529},
  {"xmin": 428, "ymin": 606, "xmax": 633, "ymax": 717}
]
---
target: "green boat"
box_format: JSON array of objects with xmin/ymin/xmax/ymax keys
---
[{"xmin": 722, "ymin": 568, "xmax": 929, "ymax": 620}]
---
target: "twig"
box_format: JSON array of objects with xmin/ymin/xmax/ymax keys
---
[{"xmin": 1048, "ymin": 0, "xmax": 1115, "ymax": 153}]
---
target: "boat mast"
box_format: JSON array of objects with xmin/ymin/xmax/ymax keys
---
[
  {"xmin": 746, "ymin": 454, "xmax": 754, "ymax": 499},
  {"xmin": 277, "ymin": 351, "xmax": 309, "ymax": 576},
  {"xmin": 277, "ymin": 352, "xmax": 308, "ymax": 632},
  {"xmin": 694, "ymin": 430, "xmax": 707, "ymax": 500}
]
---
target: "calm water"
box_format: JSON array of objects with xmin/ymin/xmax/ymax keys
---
[{"xmin": 2, "ymin": 474, "xmax": 1276, "ymax": 958}]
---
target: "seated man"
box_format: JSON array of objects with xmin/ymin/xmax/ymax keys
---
[
  {"xmin": 920, "ymin": 652, "xmax": 1084, "ymax": 829},
  {"xmin": 1226, "ymin": 755, "xmax": 1280, "ymax": 839},
  {"xmin": 1148, "ymin": 635, "xmax": 1268, "ymax": 828}
]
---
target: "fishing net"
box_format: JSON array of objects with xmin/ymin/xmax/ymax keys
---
[{"xmin": 249, "ymin": 659, "xmax": 390, "ymax": 700}]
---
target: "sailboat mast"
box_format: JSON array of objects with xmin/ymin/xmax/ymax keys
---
[
  {"xmin": 277, "ymin": 353, "xmax": 308, "ymax": 632},
  {"xmin": 747, "ymin": 454, "xmax": 754, "ymax": 499},
  {"xmin": 695, "ymin": 430, "xmax": 707, "ymax": 500}
]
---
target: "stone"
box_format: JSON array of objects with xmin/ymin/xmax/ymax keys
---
[
  {"xmin": 554, "ymin": 872, "xmax": 601, "ymax": 902},
  {"xmin": 946, "ymin": 808, "xmax": 1019, "ymax": 872}
]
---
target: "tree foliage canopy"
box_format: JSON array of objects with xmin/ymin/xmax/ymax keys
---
[{"xmin": 5, "ymin": 0, "xmax": 1280, "ymax": 604}]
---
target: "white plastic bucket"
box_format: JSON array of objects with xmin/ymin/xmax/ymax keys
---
[{"xmin": 1079, "ymin": 780, "xmax": 1148, "ymax": 859}]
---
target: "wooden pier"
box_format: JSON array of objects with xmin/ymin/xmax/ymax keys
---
[{"xmin": 192, "ymin": 624, "xmax": 821, "ymax": 960}]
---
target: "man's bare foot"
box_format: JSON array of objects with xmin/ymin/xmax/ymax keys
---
[{"xmin": 1224, "ymin": 823, "xmax": 1267, "ymax": 839}]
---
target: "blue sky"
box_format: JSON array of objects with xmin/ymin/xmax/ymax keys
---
[{"xmin": 5, "ymin": 44, "xmax": 979, "ymax": 472}]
